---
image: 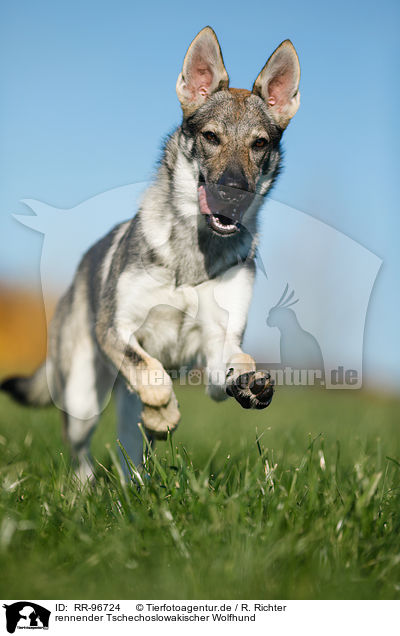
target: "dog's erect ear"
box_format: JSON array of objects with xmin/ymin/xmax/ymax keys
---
[
  {"xmin": 176, "ymin": 26, "xmax": 229, "ymax": 118},
  {"xmin": 252, "ymin": 40, "xmax": 300, "ymax": 129}
]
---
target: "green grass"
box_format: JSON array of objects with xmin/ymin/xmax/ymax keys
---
[{"xmin": 0, "ymin": 385, "xmax": 400, "ymax": 600}]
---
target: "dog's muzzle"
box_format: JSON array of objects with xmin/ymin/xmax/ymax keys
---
[{"xmin": 198, "ymin": 169, "xmax": 255, "ymax": 236}]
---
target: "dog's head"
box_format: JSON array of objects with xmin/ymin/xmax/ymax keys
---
[{"xmin": 176, "ymin": 27, "xmax": 300, "ymax": 237}]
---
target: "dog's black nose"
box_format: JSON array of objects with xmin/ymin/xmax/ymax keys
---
[{"xmin": 217, "ymin": 167, "xmax": 249, "ymax": 202}]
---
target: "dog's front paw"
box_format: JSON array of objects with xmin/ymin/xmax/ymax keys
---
[
  {"xmin": 141, "ymin": 392, "xmax": 180, "ymax": 440},
  {"xmin": 226, "ymin": 369, "xmax": 274, "ymax": 410}
]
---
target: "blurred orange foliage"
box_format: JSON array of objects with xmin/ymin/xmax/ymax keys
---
[{"xmin": 0, "ymin": 285, "xmax": 55, "ymax": 377}]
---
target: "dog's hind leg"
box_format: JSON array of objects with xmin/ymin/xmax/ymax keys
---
[
  {"xmin": 62, "ymin": 411, "xmax": 99, "ymax": 483},
  {"xmin": 114, "ymin": 377, "xmax": 153, "ymax": 480},
  {"xmin": 61, "ymin": 345, "xmax": 113, "ymax": 485}
]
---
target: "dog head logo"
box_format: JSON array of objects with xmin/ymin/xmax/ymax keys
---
[{"xmin": 3, "ymin": 602, "xmax": 50, "ymax": 633}]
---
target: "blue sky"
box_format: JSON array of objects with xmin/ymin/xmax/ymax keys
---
[{"xmin": 0, "ymin": 0, "xmax": 399, "ymax": 387}]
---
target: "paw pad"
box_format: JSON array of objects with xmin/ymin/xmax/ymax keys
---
[{"xmin": 226, "ymin": 370, "xmax": 274, "ymax": 410}]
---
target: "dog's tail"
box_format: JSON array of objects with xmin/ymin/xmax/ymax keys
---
[{"xmin": 0, "ymin": 362, "xmax": 52, "ymax": 407}]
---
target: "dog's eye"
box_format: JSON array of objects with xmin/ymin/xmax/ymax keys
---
[
  {"xmin": 252, "ymin": 137, "xmax": 268, "ymax": 149},
  {"xmin": 202, "ymin": 131, "xmax": 220, "ymax": 145}
]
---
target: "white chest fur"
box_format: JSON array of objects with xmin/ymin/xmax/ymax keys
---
[{"xmin": 115, "ymin": 262, "xmax": 255, "ymax": 370}]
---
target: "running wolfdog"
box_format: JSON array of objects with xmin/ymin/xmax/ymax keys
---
[{"xmin": 1, "ymin": 27, "xmax": 300, "ymax": 480}]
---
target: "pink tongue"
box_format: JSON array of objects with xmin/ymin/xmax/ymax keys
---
[{"xmin": 198, "ymin": 185, "xmax": 212, "ymax": 216}]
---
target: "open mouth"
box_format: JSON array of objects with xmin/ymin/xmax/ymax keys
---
[{"xmin": 198, "ymin": 185, "xmax": 242, "ymax": 236}]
